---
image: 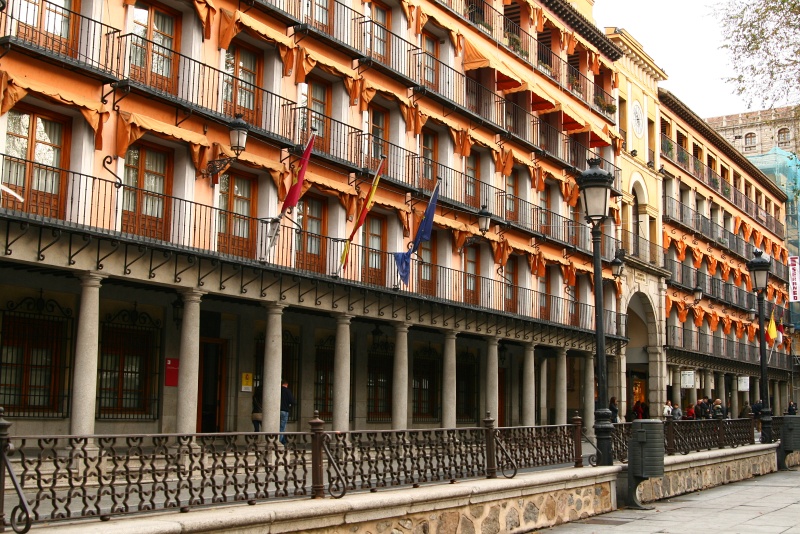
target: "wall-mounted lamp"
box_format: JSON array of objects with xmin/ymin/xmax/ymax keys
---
[
  {"xmin": 478, "ymin": 205, "xmax": 491, "ymax": 235},
  {"xmin": 172, "ymin": 297, "xmax": 184, "ymax": 329},
  {"xmin": 788, "ymin": 324, "xmax": 796, "ymax": 336},
  {"xmin": 748, "ymin": 308, "xmax": 756, "ymax": 322},
  {"xmin": 689, "ymin": 285, "xmax": 703, "ymax": 307},
  {"xmin": 630, "ymin": 149, "xmax": 638, "ymax": 157},
  {"xmin": 611, "ymin": 249, "xmax": 625, "ymax": 279},
  {"xmin": 203, "ymin": 114, "xmax": 250, "ymax": 178}
]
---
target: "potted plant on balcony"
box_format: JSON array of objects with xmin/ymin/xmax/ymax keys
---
[
  {"xmin": 537, "ymin": 61, "xmax": 553, "ymax": 77},
  {"xmin": 477, "ymin": 20, "xmax": 493, "ymax": 35},
  {"xmin": 677, "ymin": 149, "xmax": 689, "ymax": 166},
  {"xmin": 504, "ymin": 32, "xmax": 528, "ymax": 60},
  {"xmin": 722, "ymin": 181, "xmax": 731, "ymax": 198},
  {"xmin": 661, "ymin": 138, "xmax": 674, "ymax": 159},
  {"xmin": 569, "ymin": 74, "xmax": 581, "ymax": 94}
]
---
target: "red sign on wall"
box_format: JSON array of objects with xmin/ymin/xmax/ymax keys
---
[{"xmin": 165, "ymin": 358, "xmax": 179, "ymax": 387}]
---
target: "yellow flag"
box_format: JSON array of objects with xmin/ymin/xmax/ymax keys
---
[{"xmin": 767, "ymin": 310, "xmax": 777, "ymax": 345}]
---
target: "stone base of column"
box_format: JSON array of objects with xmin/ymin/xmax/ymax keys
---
[{"xmin": 594, "ymin": 407, "xmax": 614, "ymax": 466}]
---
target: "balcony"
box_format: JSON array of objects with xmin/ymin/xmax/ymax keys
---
[
  {"xmin": 567, "ymin": 137, "xmax": 621, "ymax": 192},
  {"xmin": 419, "ymin": 157, "xmax": 504, "ymax": 216},
  {"xmin": 414, "ymin": 52, "xmax": 505, "ymax": 132},
  {"xmin": 114, "ymin": 34, "xmax": 295, "ymax": 146},
  {"xmin": 0, "ymin": 0, "xmax": 120, "ymax": 81},
  {"xmin": 359, "ymin": 20, "xmax": 419, "ymax": 85},
  {"xmin": 293, "ymin": 108, "xmax": 362, "ymax": 170},
  {"xmin": 592, "ymin": 84, "xmax": 616, "ymax": 121},
  {"xmin": 0, "ymin": 154, "xmax": 626, "ymax": 339},
  {"xmin": 661, "ymin": 134, "xmax": 784, "ymax": 238},
  {"xmin": 620, "ymin": 229, "xmax": 663, "ymax": 268},
  {"xmin": 292, "ymin": 0, "xmax": 364, "ymax": 56},
  {"xmin": 538, "ymin": 121, "xmax": 568, "ymax": 163},
  {"xmin": 663, "ymin": 258, "xmax": 754, "ymax": 312},
  {"xmin": 357, "ymin": 134, "xmax": 418, "ymax": 189},
  {"xmin": 504, "ymin": 100, "xmax": 541, "ymax": 152},
  {"xmin": 665, "ymin": 325, "xmax": 793, "ymax": 371}
]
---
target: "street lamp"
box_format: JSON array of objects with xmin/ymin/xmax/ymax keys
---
[
  {"xmin": 478, "ymin": 205, "xmax": 491, "ymax": 235},
  {"xmin": 746, "ymin": 248, "xmax": 773, "ymax": 443},
  {"xmin": 577, "ymin": 157, "xmax": 615, "ymax": 466},
  {"xmin": 203, "ymin": 114, "xmax": 250, "ymax": 178}
]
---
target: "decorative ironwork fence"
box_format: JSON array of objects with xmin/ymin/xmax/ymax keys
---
[{"xmin": 0, "ymin": 410, "xmax": 551, "ymax": 531}]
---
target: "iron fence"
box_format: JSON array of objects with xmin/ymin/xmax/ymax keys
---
[{"xmin": 0, "ymin": 411, "xmax": 589, "ymax": 529}]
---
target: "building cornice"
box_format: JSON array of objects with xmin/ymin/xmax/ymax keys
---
[
  {"xmin": 539, "ymin": 0, "xmax": 623, "ymax": 61},
  {"xmin": 606, "ymin": 28, "xmax": 667, "ymax": 82},
  {"xmin": 659, "ymin": 88, "xmax": 789, "ymax": 203}
]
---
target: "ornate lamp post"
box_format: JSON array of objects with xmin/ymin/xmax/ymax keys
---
[
  {"xmin": 577, "ymin": 158, "xmax": 614, "ymax": 466},
  {"xmin": 747, "ymin": 248, "xmax": 773, "ymax": 443}
]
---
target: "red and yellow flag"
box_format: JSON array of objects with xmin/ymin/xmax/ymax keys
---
[{"xmin": 340, "ymin": 158, "xmax": 385, "ymax": 270}]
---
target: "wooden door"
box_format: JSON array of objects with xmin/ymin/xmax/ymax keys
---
[
  {"xmin": 129, "ymin": 2, "xmax": 179, "ymax": 94},
  {"xmin": 361, "ymin": 214, "xmax": 386, "ymax": 285},
  {"xmin": 121, "ymin": 144, "xmax": 171, "ymax": 240},
  {"xmin": 308, "ymin": 0, "xmax": 332, "ymax": 33},
  {"xmin": 420, "ymin": 129, "xmax": 437, "ymax": 192},
  {"xmin": 368, "ymin": 1, "xmax": 391, "ymax": 64},
  {"xmin": 17, "ymin": 0, "xmax": 79, "ymax": 56},
  {"xmin": 217, "ymin": 172, "xmax": 256, "ymax": 258},
  {"xmin": 306, "ymin": 79, "xmax": 330, "ymax": 154},
  {"xmin": 295, "ymin": 195, "xmax": 327, "ymax": 274},
  {"xmin": 197, "ymin": 339, "xmax": 227, "ymax": 433},
  {"xmin": 464, "ymin": 244, "xmax": 480, "ymax": 306},
  {"xmin": 418, "ymin": 234, "xmax": 437, "ymax": 296},
  {"xmin": 223, "ymin": 44, "xmax": 262, "ymax": 127},
  {"xmin": 504, "ymin": 258, "xmax": 518, "ymax": 314},
  {"xmin": 421, "ymin": 34, "xmax": 439, "ymax": 92},
  {"xmin": 465, "ymin": 152, "xmax": 480, "ymax": 209}
]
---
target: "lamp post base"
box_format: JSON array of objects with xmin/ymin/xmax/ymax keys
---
[
  {"xmin": 594, "ymin": 407, "xmax": 614, "ymax": 466},
  {"xmin": 761, "ymin": 408, "xmax": 773, "ymax": 444}
]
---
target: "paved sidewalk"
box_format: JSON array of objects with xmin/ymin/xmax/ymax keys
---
[{"xmin": 542, "ymin": 469, "xmax": 800, "ymax": 533}]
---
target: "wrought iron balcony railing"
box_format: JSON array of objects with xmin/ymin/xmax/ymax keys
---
[
  {"xmin": 620, "ymin": 229, "xmax": 663, "ymax": 268},
  {"xmin": 0, "ymin": 0, "xmax": 121, "ymax": 79},
  {"xmin": 567, "ymin": 137, "xmax": 621, "ymax": 190},
  {"xmin": 114, "ymin": 34, "xmax": 295, "ymax": 145},
  {"xmin": 293, "ymin": 108, "xmax": 362, "ymax": 170},
  {"xmin": 662, "ymin": 197, "xmax": 788, "ymax": 282},
  {"xmin": 665, "ymin": 325, "xmax": 793, "ymax": 370},
  {"xmin": 294, "ymin": 0, "xmax": 364, "ymax": 53},
  {"xmin": 663, "ymin": 258, "xmax": 754, "ymax": 312},
  {"xmin": 539, "ymin": 121, "xmax": 568, "ymax": 163},
  {"xmin": 357, "ymin": 133, "xmax": 418, "ymax": 189},
  {"xmin": 504, "ymin": 100, "xmax": 541, "ymax": 151},
  {"xmin": 661, "ymin": 135, "xmax": 784, "ymax": 238},
  {"xmin": 0, "ymin": 154, "xmax": 625, "ymax": 338},
  {"xmin": 359, "ymin": 19, "xmax": 419, "ymax": 83}
]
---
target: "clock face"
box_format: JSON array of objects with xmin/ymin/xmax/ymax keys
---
[{"xmin": 632, "ymin": 101, "xmax": 645, "ymax": 138}]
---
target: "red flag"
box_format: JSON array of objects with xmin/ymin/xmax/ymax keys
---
[{"xmin": 282, "ymin": 134, "xmax": 314, "ymax": 213}]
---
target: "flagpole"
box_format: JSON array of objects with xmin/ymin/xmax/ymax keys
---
[{"xmin": 338, "ymin": 155, "xmax": 385, "ymax": 275}]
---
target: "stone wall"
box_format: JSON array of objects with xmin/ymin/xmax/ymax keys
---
[{"xmin": 636, "ymin": 444, "xmax": 777, "ymax": 503}]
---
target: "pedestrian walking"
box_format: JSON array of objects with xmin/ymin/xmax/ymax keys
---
[
  {"xmin": 672, "ymin": 403, "xmax": 683, "ymax": 420},
  {"xmin": 252, "ymin": 385, "xmax": 263, "ymax": 432},
  {"xmin": 279, "ymin": 379, "xmax": 295, "ymax": 445}
]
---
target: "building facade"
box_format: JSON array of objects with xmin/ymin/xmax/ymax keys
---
[
  {"xmin": 0, "ymin": 0, "xmax": 634, "ymax": 436},
  {"xmin": 660, "ymin": 91, "xmax": 792, "ymax": 415}
]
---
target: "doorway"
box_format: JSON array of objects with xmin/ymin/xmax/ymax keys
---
[{"xmin": 198, "ymin": 339, "xmax": 227, "ymax": 432}]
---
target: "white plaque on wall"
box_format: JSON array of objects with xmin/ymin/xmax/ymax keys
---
[
  {"xmin": 738, "ymin": 376, "xmax": 750, "ymax": 391},
  {"xmin": 680, "ymin": 370, "xmax": 696, "ymax": 389}
]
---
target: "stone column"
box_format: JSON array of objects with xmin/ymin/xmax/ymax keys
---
[
  {"xmin": 688, "ymin": 375, "xmax": 698, "ymax": 406},
  {"xmin": 773, "ymin": 380, "xmax": 781, "ymax": 415},
  {"xmin": 521, "ymin": 343, "xmax": 536, "ymax": 426},
  {"xmin": 582, "ymin": 351, "xmax": 594, "ymax": 435},
  {"xmin": 671, "ymin": 367, "xmax": 681, "ymax": 409},
  {"xmin": 70, "ymin": 272, "xmax": 105, "ymax": 436},
  {"xmin": 753, "ymin": 376, "xmax": 760, "ymax": 404},
  {"xmin": 333, "ymin": 314, "xmax": 352, "ymax": 432},
  {"xmin": 703, "ymin": 369, "xmax": 713, "ymax": 400},
  {"xmin": 262, "ymin": 303, "xmax": 284, "ymax": 433},
  {"xmin": 730, "ymin": 375, "xmax": 739, "ymax": 419},
  {"xmin": 177, "ymin": 289, "xmax": 204, "ymax": 435},
  {"xmin": 717, "ymin": 372, "xmax": 726, "ymax": 406},
  {"xmin": 741, "ymin": 376, "xmax": 751, "ymax": 406},
  {"xmin": 780, "ymin": 381, "xmax": 789, "ymax": 414},
  {"xmin": 617, "ymin": 346, "xmax": 628, "ymax": 421},
  {"xmin": 555, "ymin": 347, "xmax": 567, "ymax": 425},
  {"xmin": 392, "ymin": 323, "xmax": 410, "ymax": 430},
  {"xmin": 486, "ymin": 337, "xmax": 499, "ymax": 421},
  {"xmin": 539, "ymin": 357, "xmax": 548, "ymax": 425},
  {"xmin": 647, "ymin": 346, "xmax": 668, "ymax": 410},
  {"xmin": 442, "ymin": 330, "xmax": 457, "ymax": 428}
]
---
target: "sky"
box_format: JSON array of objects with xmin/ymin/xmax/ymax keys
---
[{"xmin": 593, "ymin": 0, "xmax": 749, "ymax": 119}]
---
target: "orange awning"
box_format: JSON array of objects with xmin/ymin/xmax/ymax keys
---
[{"xmin": 463, "ymin": 39, "xmax": 523, "ymax": 90}]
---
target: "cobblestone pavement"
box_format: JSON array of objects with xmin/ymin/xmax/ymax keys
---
[{"xmin": 541, "ymin": 469, "xmax": 800, "ymax": 534}]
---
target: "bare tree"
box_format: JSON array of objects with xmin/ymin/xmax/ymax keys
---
[{"xmin": 718, "ymin": 0, "xmax": 800, "ymax": 109}]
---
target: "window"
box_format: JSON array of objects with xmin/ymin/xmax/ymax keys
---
[
  {"xmin": 224, "ymin": 43, "xmax": 262, "ymax": 127},
  {"xmin": 412, "ymin": 346, "xmax": 441, "ymax": 423},
  {"xmin": 421, "ymin": 33, "xmax": 439, "ymax": 91},
  {"xmin": 537, "ymin": 185, "xmax": 550, "ymax": 234},
  {"xmin": 0, "ymin": 311, "xmax": 71, "ymax": 418},
  {"xmin": 15, "ymin": 0, "xmax": 78, "ymax": 55},
  {"xmin": 504, "ymin": 256, "xmax": 518, "ymax": 313},
  {"xmin": 778, "ymin": 128, "xmax": 790, "ymax": 145},
  {"xmin": 304, "ymin": 78, "xmax": 331, "ymax": 153},
  {"xmin": 568, "ymin": 280, "xmax": 580, "ymax": 327},
  {"xmin": 295, "ymin": 194, "xmax": 327, "ymax": 273},
  {"xmin": 130, "ymin": 1, "xmax": 180, "ymax": 93},
  {"xmin": 307, "ymin": 0, "xmax": 332, "ymax": 33},
  {"xmin": 3, "ymin": 107, "xmax": 70, "ymax": 217},
  {"xmin": 122, "ymin": 143, "xmax": 172, "ymax": 240},
  {"xmin": 313, "ymin": 336, "xmax": 354, "ymax": 422},
  {"xmin": 505, "ymin": 171, "xmax": 518, "ymax": 222},
  {"xmin": 217, "ymin": 172, "xmax": 256, "ymax": 258},
  {"xmin": 538, "ymin": 268, "xmax": 550, "ymax": 321},
  {"xmin": 98, "ymin": 315, "xmax": 160, "ymax": 420},
  {"xmin": 420, "ymin": 128, "xmax": 438, "ymax": 191},
  {"xmin": 418, "ymin": 232, "xmax": 437, "ymax": 296},
  {"xmin": 361, "ymin": 213, "xmax": 386, "ymax": 285},
  {"xmin": 465, "ymin": 152, "xmax": 480, "ymax": 208},
  {"xmin": 456, "ymin": 350, "xmax": 478, "ymax": 423},
  {"xmin": 367, "ymin": 1, "xmax": 391, "ymax": 64},
  {"xmin": 367, "ymin": 330, "xmax": 393, "ymax": 423},
  {"xmin": 744, "ymin": 132, "xmax": 756, "ymax": 148},
  {"xmin": 464, "ymin": 244, "xmax": 480, "ymax": 305},
  {"xmin": 368, "ymin": 104, "xmax": 389, "ymax": 170}
]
